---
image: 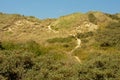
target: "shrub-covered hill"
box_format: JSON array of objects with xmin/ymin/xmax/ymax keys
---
[{"xmin": 0, "ymin": 11, "xmax": 120, "ymax": 80}]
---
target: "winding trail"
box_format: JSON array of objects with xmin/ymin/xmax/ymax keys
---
[
  {"xmin": 70, "ymin": 37, "xmax": 81, "ymax": 53},
  {"xmin": 47, "ymin": 25, "xmax": 59, "ymax": 33},
  {"xmin": 69, "ymin": 35, "xmax": 82, "ymax": 63},
  {"xmin": 47, "ymin": 25, "xmax": 81, "ymax": 63},
  {"xmin": 74, "ymin": 56, "xmax": 81, "ymax": 63}
]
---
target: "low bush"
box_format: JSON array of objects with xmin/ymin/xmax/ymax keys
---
[
  {"xmin": 1, "ymin": 40, "xmax": 46, "ymax": 55},
  {"xmin": 76, "ymin": 32, "xmax": 94, "ymax": 39},
  {"xmin": 95, "ymin": 22, "xmax": 120, "ymax": 49},
  {"xmin": 0, "ymin": 41, "xmax": 120, "ymax": 80},
  {"xmin": 78, "ymin": 53, "xmax": 120, "ymax": 80},
  {"xmin": 47, "ymin": 36, "xmax": 73, "ymax": 43},
  {"xmin": 105, "ymin": 13, "xmax": 120, "ymax": 21},
  {"xmin": 88, "ymin": 13, "xmax": 98, "ymax": 24},
  {"xmin": 0, "ymin": 50, "xmax": 80, "ymax": 80}
]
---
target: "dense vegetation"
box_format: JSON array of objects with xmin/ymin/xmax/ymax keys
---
[
  {"xmin": 96, "ymin": 22, "xmax": 120, "ymax": 49},
  {"xmin": 0, "ymin": 12, "xmax": 120, "ymax": 80},
  {"xmin": 0, "ymin": 42, "xmax": 120, "ymax": 80}
]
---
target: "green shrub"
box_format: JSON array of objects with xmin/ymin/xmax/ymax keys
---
[
  {"xmin": 77, "ymin": 32, "xmax": 94, "ymax": 39},
  {"xmin": 1, "ymin": 40, "xmax": 46, "ymax": 55},
  {"xmin": 105, "ymin": 13, "xmax": 120, "ymax": 21},
  {"xmin": 95, "ymin": 22, "xmax": 120, "ymax": 49},
  {"xmin": 47, "ymin": 36, "xmax": 73, "ymax": 43},
  {"xmin": 0, "ymin": 42, "xmax": 4, "ymax": 50},
  {"xmin": 0, "ymin": 50, "xmax": 80, "ymax": 80},
  {"xmin": 0, "ymin": 45, "xmax": 120, "ymax": 80},
  {"xmin": 0, "ymin": 51, "xmax": 35, "ymax": 80},
  {"xmin": 78, "ymin": 53, "xmax": 120, "ymax": 80},
  {"xmin": 88, "ymin": 13, "xmax": 97, "ymax": 24},
  {"xmin": 23, "ymin": 40, "xmax": 43, "ymax": 55}
]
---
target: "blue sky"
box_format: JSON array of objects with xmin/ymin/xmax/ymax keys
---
[{"xmin": 0, "ymin": 0, "xmax": 120, "ymax": 19}]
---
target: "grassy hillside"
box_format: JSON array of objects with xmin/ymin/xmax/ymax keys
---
[{"xmin": 0, "ymin": 11, "xmax": 120, "ymax": 80}]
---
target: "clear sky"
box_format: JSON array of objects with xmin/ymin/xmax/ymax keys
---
[{"xmin": 0, "ymin": 0, "xmax": 120, "ymax": 19}]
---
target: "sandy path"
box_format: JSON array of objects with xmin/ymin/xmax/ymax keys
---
[
  {"xmin": 47, "ymin": 25, "xmax": 59, "ymax": 33},
  {"xmin": 47, "ymin": 25, "xmax": 82, "ymax": 63},
  {"xmin": 69, "ymin": 36, "xmax": 82, "ymax": 63},
  {"xmin": 74, "ymin": 56, "xmax": 81, "ymax": 63},
  {"xmin": 70, "ymin": 37, "xmax": 81, "ymax": 53}
]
